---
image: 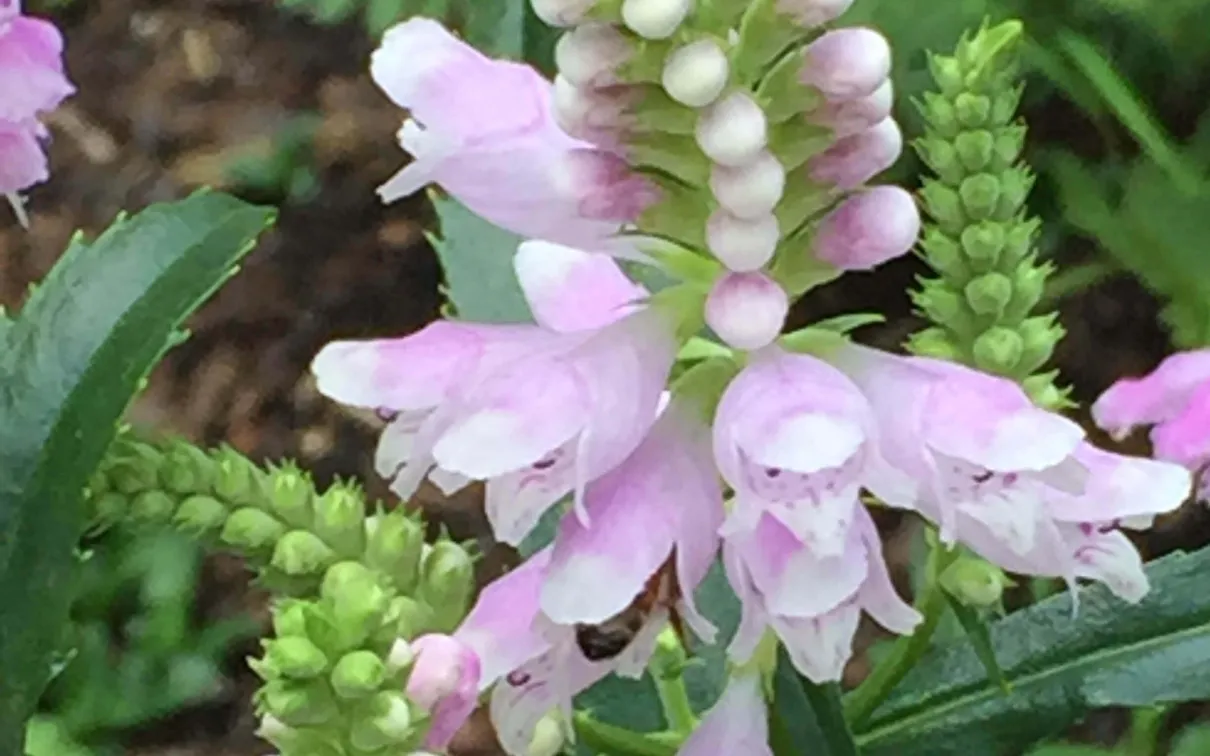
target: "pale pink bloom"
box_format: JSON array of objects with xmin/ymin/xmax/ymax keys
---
[
  {"xmin": 801, "ymin": 28, "xmax": 891, "ymax": 101},
  {"xmin": 405, "ymin": 634, "xmax": 481, "ymax": 750},
  {"xmin": 725, "ymin": 508, "xmax": 920, "ymax": 682},
  {"xmin": 370, "ymin": 18, "xmax": 655, "ymax": 252},
  {"xmin": 808, "ymin": 79, "xmax": 894, "ymax": 139},
  {"xmin": 807, "ymin": 117, "xmax": 903, "ymax": 192},
  {"xmin": 678, "ymin": 674, "xmax": 772, "ymax": 756},
  {"xmin": 705, "ymin": 272, "xmax": 789, "ymax": 350},
  {"xmin": 833, "ymin": 344, "xmax": 1188, "ymax": 601},
  {"xmin": 812, "ymin": 186, "xmax": 920, "ymax": 272},
  {"xmin": 311, "ymin": 243, "xmax": 675, "ymax": 546},
  {"xmin": 0, "ymin": 2, "xmax": 74, "ymax": 203},
  {"xmin": 713, "ymin": 347, "xmax": 912, "ymax": 556},
  {"xmin": 1094, "ymin": 351, "xmax": 1210, "ymax": 497}
]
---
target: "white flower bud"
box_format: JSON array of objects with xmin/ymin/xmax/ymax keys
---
[
  {"xmin": 710, "ymin": 150, "xmax": 786, "ymax": 218},
  {"xmin": 622, "ymin": 0, "xmax": 692, "ymax": 40},
  {"xmin": 533, "ymin": 0, "xmax": 598, "ymax": 27},
  {"xmin": 808, "ymin": 116, "xmax": 903, "ymax": 191},
  {"xmin": 387, "ymin": 638, "xmax": 415, "ymax": 671},
  {"xmin": 706, "ymin": 210, "xmax": 780, "ymax": 271},
  {"xmin": 662, "ymin": 40, "xmax": 730, "ymax": 107},
  {"xmin": 696, "ymin": 91, "xmax": 768, "ymax": 166},
  {"xmin": 705, "ymin": 272, "xmax": 789, "ymax": 351},
  {"xmin": 556, "ymin": 24, "xmax": 634, "ymax": 88}
]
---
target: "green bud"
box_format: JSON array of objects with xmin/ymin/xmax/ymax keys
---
[
  {"xmin": 212, "ymin": 447, "xmax": 266, "ymax": 508},
  {"xmin": 920, "ymin": 229, "xmax": 970, "ymax": 282},
  {"xmin": 173, "ymin": 494, "xmax": 229, "ymax": 535},
  {"xmin": 958, "ymin": 174, "xmax": 1000, "ymax": 221},
  {"xmin": 330, "ymin": 650, "xmax": 388, "ymax": 699},
  {"xmin": 365, "ymin": 512, "xmax": 425, "ymax": 594},
  {"xmin": 322, "ymin": 562, "xmax": 390, "ymax": 651},
  {"xmin": 918, "ymin": 91, "xmax": 959, "ymax": 139},
  {"xmin": 991, "ymin": 85, "xmax": 1024, "ymax": 126},
  {"xmin": 954, "ymin": 92, "xmax": 991, "ymax": 129},
  {"xmin": 1002, "ymin": 217, "xmax": 1038, "ymax": 267},
  {"xmin": 906, "ymin": 327, "xmax": 964, "ymax": 362},
  {"xmin": 1016, "ymin": 316, "xmax": 1063, "ymax": 374},
  {"xmin": 256, "ymin": 678, "xmax": 339, "ymax": 728},
  {"xmin": 928, "ymin": 53, "xmax": 964, "ymax": 98},
  {"xmin": 1003, "ymin": 260, "xmax": 1049, "ymax": 321},
  {"xmin": 272, "ymin": 530, "xmax": 338, "ymax": 578},
  {"xmin": 1023, "ymin": 371, "xmax": 1068, "ymax": 410},
  {"xmin": 160, "ymin": 441, "xmax": 214, "ymax": 495},
  {"xmin": 314, "ymin": 485, "xmax": 367, "ymax": 558},
  {"xmin": 90, "ymin": 491, "xmax": 129, "ymax": 527},
  {"xmin": 105, "ymin": 452, "xmax": 160, "ymax": 495},
  {"xmin": 960, "ymin": 222, "xmax": 1006, "ymax": 271},
  {"xmin": 221, "ymin": 507, "xmax": 288, "ymax": 553},
  {"xmin": 995, "ymin": 168, "xmax": 1033, "ymax": 219},
  {"xmin": 349, "ymin": 691, "xmax": 418, "ymax": 751},
  {"xmin": 272, "ymin": 600, "xmax": 310, "ymax": 639},
  {"xmin": 385, "ymin": 596, "xmax": 436, "ymax": 641},
  {"xmin": 964, "ymin": 272, "xmax": 1013, "ymax": 317},
  {"xmin": 418, "ymin": 541, "xmax": 475, "ymax": 633},
  {"xmin": 954, "ymin": 130, "xmax": 994, "ymax": 172},
  {"xmin": 919, "ymin": 180, "xmax": 966, "ymax": 235},
  {"xmin": 972, "ymin": 326, "xmax": 1023, "ymax": 375},
  {"xmin": 129, "ymin": 490, "xmax": 176, "ymax": 525},
  {"xmin": 912, "ymin": 282, "xmax": 968, "ymax": 329},
  {"xmin": 915, "ymin": 137, "xmax": 963, "ymax": 186},
  {"xmin": 262, "ymin": 637, "xmax": 330, "ymax": 680},
  {"xmin": 941, "ymin": 554, "xmax": 1012, "ymax": 608},
  {"xmin": 267, "ymin": 466, "xmax": 316, "ymax": 529},
  {"xmin": 993, "ymin": 126, "xmax": 1025, "ymax": 170}
]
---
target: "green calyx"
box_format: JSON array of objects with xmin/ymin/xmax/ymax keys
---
[{"xmin": 908, "ymin": 20, "xmax": 1069, "ymax": 408}]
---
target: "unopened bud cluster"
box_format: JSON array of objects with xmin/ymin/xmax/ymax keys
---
[
  {"xmin": 544, "ymin": 0, "xmax": 918, "ymax": 351},
  {"xmin": 908, "ymin": 22, "xmax": 1065, "ymax": 408},
  {"xmin": 88, "ymin": 435, "xmax": 478, "ymax": 754}
]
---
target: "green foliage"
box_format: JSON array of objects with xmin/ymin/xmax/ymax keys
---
[
  {"xmin": 225, "ymin": 114, "xmax": 323, "ymax": 206},
  {"xmin": 0, "ymin": 192, "xmax": 275, "ymax": 753},
  {"xmin": 769, "ymin": 653, "xmax": 859, "ymax": 756},
  {"xmin": 851, "ymin": 547, "xmax": 1210, "ymax": 756}
]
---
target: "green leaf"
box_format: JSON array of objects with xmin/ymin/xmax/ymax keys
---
[
  {"xmin": 853, "ymin": 547, "xmax": 1210, "ymax": 756},
  {"xmin": 1023, "ymin": 745, "xmax": 1117, "ymax": 756},
  {"xmin": 428, "ymin": 192, "xmax": 531, "ymax": 324},
  {"xmin": 1172, "ymin": 724, "xmax": 1210, "ymax": 756},
  {"xmin": 458, "ymin": 0, "xmax": 524, "ymax": 57},
  {"xmin": 769, "ymin": 649, "xmax": 859, "ymax": 756},
  {"xmin": 0, "ymin": 191, "xmax": 275, "ymax": 751}
]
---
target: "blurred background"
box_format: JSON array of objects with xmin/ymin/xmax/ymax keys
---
[{"xmin": 3, "ymin": 0, "xmax": 1210, "ymax": 753}]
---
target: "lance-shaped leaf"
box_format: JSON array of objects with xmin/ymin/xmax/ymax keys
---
[
  {"xmin": 852, "ymin": 547, "xmax": 1210, "ymax": 756},
  {"xmin": 0, "ymin": 191, "xmax": 275, "ymax": 751}
]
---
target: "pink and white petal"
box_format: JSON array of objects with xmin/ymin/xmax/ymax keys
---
[
  {"xmin": 1047, "ymin": 444, "xmax": 1190, "ymax": 525},
  {"xmin": 612, "ymin": 612, "xmax": 668, "ymax": 679},
  {"xmin": 956, "ymin": 489, "xmax": 1041, "ymax": 557},
  {"xmin": 490, "ymin": 644, "xmax": 611, "ymax": 756},
  {"xmin": 0, "ymin": 17, "xmax": 74, "ymax": 122},
  {"xmin": 760, "ymin": 480, "xmax": 862, "ymax": 559},
  {"xmin": 570, "ymin": 308, "xmax": 679, "ymax": 512},
  {"xmin": 514, "ymin": 240, "xmax": 647, "ymax": 333},
  {"xmin": 1062, "ymin": 525, "xmax": 1150, "ymax": 603},
  {"xmin": 1092, "ymin": 349, "xmax": 1210, "ymax": 437},
  {"xmin": 374, "ymin": 411, "xmax": 428, "ymax": 496},
  {"xmin": 433, "ymin": 360, "xmax": 587, "ymax": 479},
  {"xmin": 853, "ymin": 509, "xmax": 921, "ymax": 634},
  {"xmin": 1151, "ymin": 379, "xmax": 1210, "ymax": 469},
  {"xmin": 455, "ymin": 550, "xmax": 553, "ymax": 687},
  {"xmin": 0, "ymin": 122, "xmax": 49, "ymax": 195},
  {"xmin": 429, "ymin": 466, "xmax": 472, "ymax": 495},
  {"xmin": 723, "ymin": 540, "xmax": 770, "ymax": 665},
  {"xmin": 678, "ymin": 675, "xmax": 772, "ymax": 756},
  {"xmin": 772, "ymin": 602, "xmax": 863, "ymax": 683},
  {"xmin": 735, "ymin": 514, "xmax": 866, "ymax": 618},
  {"xmin": 951, "ymin": 510, "xmax": 1075, "ymax": 585},
  {"xmin": 485, "ymin": 440, "xmax": 577, "ymax": 546}
]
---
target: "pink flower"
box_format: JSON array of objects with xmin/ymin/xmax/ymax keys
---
[
  {"xmin": 311, "ymin": 242, "xmax": 676, "ymax": 546},
  {"xmin": 678, "ymin": 674, "xmax": 772, "ymax": 756},
  {"xmin": 713, "ymin": 346, "xmax": 911, "ymax": 556},
  {"xmin": 1094, "ymin": 350, "xmax": 1210, "ymax": 497},
  {"xmin": 405, "ymin": 634, "xmax": 481, "ymax": 750},
  {"xmin": 811, "ymin": 186, "xmax": 920, "ymax": 272},
  {"xmin": 0, "ymin": 1, "xmax": 74, "ymax": 206},
  {"xmin": 370, "ymin": 18, "xmax": 656, "ymax": 252},
  {"xmin": 724, "ymin": 507, "xmax": 920, "ymax": 682},
  {"xmin": 704, "ymin": 272, "xmax": 789, "ymax": 350},
  {"xmin": 455, "ymin": 399, "xmax": 724, "ymax": 755},
  {"xmin": 832, "ymin": 344, "xmax": 1189, "ymax": 601}
]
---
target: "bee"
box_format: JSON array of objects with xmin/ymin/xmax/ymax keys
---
[{"xmin": 574, "ymin": 552, "xmax": 689, "ymax": 662}]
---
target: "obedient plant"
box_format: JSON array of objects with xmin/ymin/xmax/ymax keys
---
[{"xmin": 5, "ymin": 2, "xmax": 1210, "ymax": 756}]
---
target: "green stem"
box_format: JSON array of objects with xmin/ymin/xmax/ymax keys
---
[
  {"xmin": 1128, "ymin": 705, "xmax": 1170, "ymax": 756},
  {"xmin": 651, "ymin": 628, "xmax": 698, "ymax": 734},
  {"xmin": 843, "ymin": 542, "xmax": 957, "ymax": 728},
  {"xmin": 572, "ymin": 713, "xmax": 679, "ymax": 756}
]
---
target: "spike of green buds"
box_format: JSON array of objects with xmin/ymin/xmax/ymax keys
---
[
  {"xmin": 908, "ymin": 20, "xmax": 1067, "ymax": 408},
  {"xmin": 417, "ymin": 540, "xmax": 476, "ymax": 633}
]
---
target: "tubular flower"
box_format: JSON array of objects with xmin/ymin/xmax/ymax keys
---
[
  {"xmin": 371, "ymin": 18, "xmax": 657, "ymax": 253},
  {"xmin": 831, "ymin": 342, "xmax": 1190, "ymax": 600},
  {"xmin": 677, "ymin": 674, "xmax": 772, "ymax": 756},
  {"xmin": 311, "ymin": 242, "xmax": 678, "ymax": 546},
  {"xmin": 404, "ymin": 634, "xmax": 481, "ymax": 750},
  {"xmin": 455, "ymin": 397, "xmax": 724, "ymax": 755},
  {"xmin": 1093, "ymin": 350, "xmax": 1210, "ymax": 499},
  {"xmin": 724, "ymin": 507, "xmax": 920, "ymax": 682},
  {"xmin": 1, "ymin": 0, "xmax": 74, "ymax": 220}
]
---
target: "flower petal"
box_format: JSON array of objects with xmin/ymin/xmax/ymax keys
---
[
  {"xmin": 514, "ymin": 240, "xmax": 647, "ymax": 333},
  {"xmin": 678, "ymin": 675, "xmax": 772, "ymax": 756},
  {"xmin": 1047, "ymin": 444, "xmax": 1190, "ymax": 525},
  {"xmin": 485, "ymin": 440, "xmax": 578, "ymax": 546},
  {"xmin": 490, "ymin": 644, "xmax": 610, "ymax": 756},
  {"xmin": 772, "ymin": 602, "xmax": 862, "ymax": 683},
  {"xmin": 1151, "ymin": 379, "xmax": 1210, "ymax": 469},
  {"xmin": 1092, "ymin": 349, "xmax": 1210, "ymax": 438},
  {"xmin": 1063, "ymin": 525, "xmax": 1149, "ymax": 603}
]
